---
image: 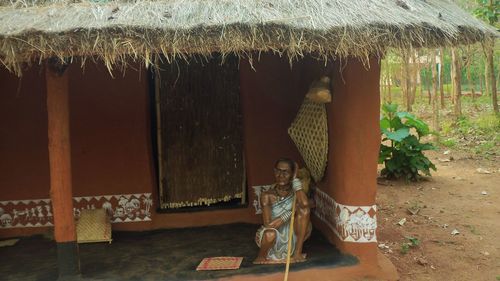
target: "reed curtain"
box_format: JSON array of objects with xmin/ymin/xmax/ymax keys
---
[{"xmin": 158, "ymin": 55, "xmax": 244, "ymax": 209}]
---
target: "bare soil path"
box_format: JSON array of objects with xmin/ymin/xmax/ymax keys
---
[{"xmin": 377, "ymin": 150, "xmax": 500, "ymax": 281}]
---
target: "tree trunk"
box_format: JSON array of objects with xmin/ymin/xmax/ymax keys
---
[
  {"xmin": 382, "ymin": 58, "xmax": 388, "ymax": 103},
  {"xmin": 465, "ymin": 46, "xmax": 476, "ymax": 102},
  {"xmin": 420, "ymin": 70, "xmax": 424, "ymax": 98},
  {"xmin": 450, "ymin": 52, "xmax": 456, "ymax": 105},
  {"xmin": 431, "ymin": 50, "xmax": 439, "ymax": 132},
  {"xmin": 400, "ymin": 59, "xmax": 405, "ymax": 106},
  {"xmin": 401, "ymin": 50, "xmax": 412, "ymax": 111},
  {"xmin": 381, "ymin": 74, "xmax": 386, "ymax": 103},
  {"xmin": 479, "ymin": 74, "xmax": 484, "ymax": 96},
  {"xmin": 446, "ymin": 82, "xmax": 450, "ymax": 102},
  {"xmin": 387, "ymin": 64, "xmax": 392, "ymax": 103},
  {"xmin": 409, "ymin": 50, "xmax": 418, "ymax": 106},
  {"xmin": 485, "ymin": 40, "xmax": 499, "ymax": 113},
  {"xmin": 485, "ymin": 61, "xmax": 490, "ymax": 96},
  {"xmin": 451, "ymin": 48, "xmax": 462, "ymax": 118},
  {"xmin": 467, "ymin": 60, "xmax": 475, "ymax": 102},
  {"xmin": 439, "ymin": 48, "xmax": 445, "ymax": 108},
  {"xmin": 427, "ymin": 67, "xmax": 432, "ymax": 105},
  {"xmin": 493, "ymin": 62, "xmax": 500, "ymax": 89}
]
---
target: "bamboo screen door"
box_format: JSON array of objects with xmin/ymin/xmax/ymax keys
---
[{"xmin": 155, "ymin": 55, "xmax": 245, "ymax": 210}]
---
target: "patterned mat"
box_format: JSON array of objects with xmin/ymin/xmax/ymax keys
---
[{"xmin": 196, "ymin": 257, "xmax": 243, "ymax": 271}]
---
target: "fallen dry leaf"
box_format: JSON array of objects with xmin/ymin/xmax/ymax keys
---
[
  {"xmin": 476, "ymin": 168, "xmax": 492, "ymax": 174},
  {"xmin": 415, "ymin": 256, "xmax": 429, "ymax": 266}
]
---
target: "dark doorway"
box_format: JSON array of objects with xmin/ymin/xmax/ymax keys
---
[{"xmin": 154, "ymin": 55, "xmax": 245, "ymax": 211}]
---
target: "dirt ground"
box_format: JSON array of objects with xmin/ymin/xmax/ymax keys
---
[{"xmin": 377, "ymin": 149, "xmax": 500, "ymax": 281}]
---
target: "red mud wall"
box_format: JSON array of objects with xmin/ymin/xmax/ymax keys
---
[
  {"xmin": 0, "ymin": 66, "xmax": 49, "ymax": 199},
  {"xmin": 0, "ymin": 63, "xmax": 154, "ymax": 236},
  {"xmin": 0, "ymin": 66, "xmax": 51, "ymax": 237},
  {"xmin": 0, "ymin": 56, "xmax": 338, "ymax": 238},
  {"xmin": 313, "ymin": 57, "xmax": 381, "ymax": 264},
  {"xmin": 68, "ymin": 63, "xmax": 152, "ymax": 199}
]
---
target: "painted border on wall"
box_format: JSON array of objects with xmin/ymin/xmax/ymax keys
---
[
  {"xmin": 313, "ymin": 188, "xmax": 377, "ymax": 243},
  {"xmin": 0, "ymin": 193, "xmax": 152, "ymax": 228}
]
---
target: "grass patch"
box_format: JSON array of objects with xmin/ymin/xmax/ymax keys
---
[{"xmin": 440, "ymin": 138, "xmax": 457, "ymax": 148}]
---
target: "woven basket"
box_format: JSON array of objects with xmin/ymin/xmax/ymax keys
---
[
  {"xmin": 76, "ymin": 209, "xmax": 112, "ymax": 244},
  {"xmin": 288, "ymin": 96, "xmax": 329, "ymax": 183}
]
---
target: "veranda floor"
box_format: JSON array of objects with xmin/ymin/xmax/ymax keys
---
[{"xmin": 0, "ymin": 223, "xmax": 357, "ymax": 281}]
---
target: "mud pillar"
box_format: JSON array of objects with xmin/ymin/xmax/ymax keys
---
[
  {"xmin": 46, "ymin": 58, "xmax": 80, "ymax": 279},
  {"xmin": 325, "ymin": 57, "xmax": 381, "ymax": 264}
]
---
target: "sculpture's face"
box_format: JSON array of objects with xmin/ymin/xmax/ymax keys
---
[{"xmin": 274, "ymin": 161, "xmax": 293, "ymax": 186}]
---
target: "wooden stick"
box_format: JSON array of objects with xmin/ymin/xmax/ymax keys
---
[{"xmin": 284, "ymin": 194, "xmax": 297, "ymax": 281}]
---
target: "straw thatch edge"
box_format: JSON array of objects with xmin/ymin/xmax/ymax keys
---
[{"xmin": 0, "ymin": 23, "xmax": 496, "ymax": 75}]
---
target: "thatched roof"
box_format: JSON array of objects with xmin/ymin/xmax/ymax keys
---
[{"xmin": 0, "ymin": 0, "xmax": 497, "ymax": 74}]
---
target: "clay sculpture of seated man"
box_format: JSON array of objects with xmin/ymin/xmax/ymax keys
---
[{"xmin": 254, "ymin": 158, "xmax": 312, "ymax": 264}]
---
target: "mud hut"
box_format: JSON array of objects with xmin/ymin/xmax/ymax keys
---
[{"xmin": 0, "ymin": 0, "xmax": 497, "ymax": 280}]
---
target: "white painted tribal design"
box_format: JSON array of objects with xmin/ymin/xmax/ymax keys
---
[
  {"xmin": 313, "ymin": 188, "xmax": 377, "ymax": 243},
  {"xmin": 0, "ymin": 193, "xmax": 152, "ymax": 228}
]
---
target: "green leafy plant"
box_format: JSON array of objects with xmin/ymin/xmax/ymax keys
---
[
  {"xmin": 406, "ymin": 236, "xmax": 421, "ymax": 247},
  {"xmin": 379, "ymin": 104, "xmax": 436, "ymax": 181},
  {"xmin": 400, "ymin": 236, "xmax": 420, "ymax": 255},
  {"xmin": 473, "ymin": 0, "xmax": 499, "ymax": 26}
]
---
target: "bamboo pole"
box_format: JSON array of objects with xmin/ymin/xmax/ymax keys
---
[{"xmin": 283, "ymin": 194, "xmax": 297, "ymax": 281}]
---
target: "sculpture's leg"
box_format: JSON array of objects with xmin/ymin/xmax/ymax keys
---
[
  {"xmin": 293, "ymin": 205, "xmax": 310, "ymax": 261},
  {"xmin": 253, "ymin": 230, "xmax": 276, "ymax": 264}
]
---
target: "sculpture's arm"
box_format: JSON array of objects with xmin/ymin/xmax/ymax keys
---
[
  {"xmin": 261, "ymin": 192, "xmax": 284, "ymax": 229},
  {"xmin": 295, "ymin": 189, "xmax": 310, "ymax": 209},
  {"xmin": 292, "ymin": 177, "xmax": 309, "ymax": 209}
]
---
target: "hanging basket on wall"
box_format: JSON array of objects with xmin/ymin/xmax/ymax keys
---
[{"xmin": 288, "ymin": 77, "xmax": 331, "ymax": 182}]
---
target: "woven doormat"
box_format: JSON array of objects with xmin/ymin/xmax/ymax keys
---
[{"xmin": 196, "ymin": 257, "xmax": 243, "ymax": 271}]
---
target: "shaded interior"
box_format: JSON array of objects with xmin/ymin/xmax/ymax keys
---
[{"xmin": 0, "ymin": 223, "xmax": 357, "ymax": 281}]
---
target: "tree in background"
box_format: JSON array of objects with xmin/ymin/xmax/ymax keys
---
[
  {"xmin": 451, "ymin": 47, "xmax": 462, "ymax": 118},
  {"xmin": 439, "ymin": 48, "xmax": 446, "ymax": 108},
  {"xmin": 431, "ymin": 50, "xmax": 440, "ymax": 132},
  {"xmin": 464, "ymin": 45, "xmax": 477, "ymax": 102},
  {"xmin": 401, "ymin": 49, "xmax": 412, "ymax": 111},
  {"xmin": 474, "ymin": 0, "xmax": 499, "ymax": 113}
]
